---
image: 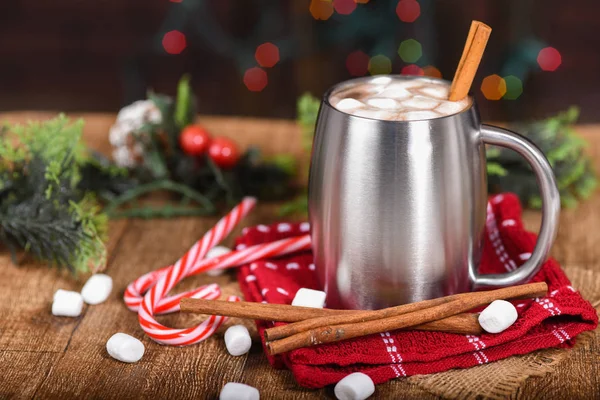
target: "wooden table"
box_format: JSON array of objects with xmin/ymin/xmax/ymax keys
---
[{"xmin": 1, "ymin": 112, "xmax": 598, "ymax": 399}]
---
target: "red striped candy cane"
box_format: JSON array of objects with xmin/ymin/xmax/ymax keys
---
[
  {"xmin": 137, "ymin": 197, "xmax": 256, "ymax": 345},
  {"xmin": 125, "ymin": 234, "xmax": 312, "ymax": 312}
]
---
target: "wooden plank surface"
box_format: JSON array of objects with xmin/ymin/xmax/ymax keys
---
[{"xmin": 0, "ymin": 112, "xmax": 598, "ymax": 399}]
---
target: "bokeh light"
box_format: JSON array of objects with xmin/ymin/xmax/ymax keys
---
[
  {"xmin": 503, "ymin": 75, "xmax": 523, "ymax": 100},
  {"xmin": 346, "ymin": 51, "xmax": 370, "ymax": 76},
  {"xmin": 481, "ymin": 74, "xmax": 507, "ymax": 100},
  {"xmin": 310, "ymin": 0, "xmax": 334, "ymax": 20},
  {"xmin": 244, "ymin": 67, "xmax": 268, "ymax": 92},
  {"xmin": 423, "ymin": 65, "xmax": 442, "ymax": 78},
  {"xmin": 169, "ymin": 0, "xmax": 182, "ymax": 3},
  {"xmin": 396, "ymin": 0, "xmax": 421, "ymax": 23},
  {"xmin": 401, "ymin": 64, "xmax": 424, "ymax": 76},
  {"xmin": 398, "ymin": 39, "xmax": 422, "ymax": 63},
  {"xmin": 537, "ymin": 47, "xmax": 561, "ymax": 71},
  {"xmin": 333, "ymin": 0, "xmax": 357, "ymax": 14},
  {"xmin": 162, "ymin": 30, "xmax": 186, "ymax": 55},
  {"xmin": 255, "ymin": 43, "xmax": 280, "ymax": 68},
  {"xmin": 355, "ymin": 0, "xmax": 370, "ymax": 3},
  {"xmin": 368, "ymin": 55, "xmax": 392, "ymax": 75}
]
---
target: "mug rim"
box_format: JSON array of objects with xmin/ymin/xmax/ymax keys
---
[{"xmin": 322, "ymin": 74, "xmax": 476, "ymax": 123}]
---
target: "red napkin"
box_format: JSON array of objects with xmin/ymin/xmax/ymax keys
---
[{"xmin": 235, "ymin": 193, "xmax": 598, "ymax": 389}]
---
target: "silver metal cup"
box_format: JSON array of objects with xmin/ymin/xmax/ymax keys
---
[{"xmin": 308, "ymin": 76, "xmax": 560, "ymax": 310}]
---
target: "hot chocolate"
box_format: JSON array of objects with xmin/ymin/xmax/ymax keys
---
[{"xmin": 328, "ymin": 76, "xmax": 471, "ymax": 121}]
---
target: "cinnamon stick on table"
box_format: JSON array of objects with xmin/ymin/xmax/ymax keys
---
[
  {"xmin": 180, "ymin": 297, "xmax": 483, "ymax": 335},
  {"xmin": 264, "ymin": 281, "xmax": 546, "ymax": 341},
  {"xmin": 266, "ymin": 282, "xmax": 547, "ymax": 355},
  {"xmin": 449, "ymin": 20, "xmax": 492, "ymax": 101}
]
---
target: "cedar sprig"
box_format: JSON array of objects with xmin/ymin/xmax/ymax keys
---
[
  {"xmin": 0, "ymin": 115, "xmax": 108, "ymax": 273},
  {"xmin": 488, "ymin": 107, "xmax": 597, "ymax": 208}
]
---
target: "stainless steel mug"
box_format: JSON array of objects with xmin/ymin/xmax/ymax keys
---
[{"xmin": 308, "ymin": 75, "xmax": 560, "ymax": 310}]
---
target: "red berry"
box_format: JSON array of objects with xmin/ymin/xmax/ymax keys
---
[
  {"xmin": 208, "ymin": 137, "xmax": 240, "ymax": 169},
  {"xmin": 179, "ymin": 125, "xmax": 211, "ymax": 155}
]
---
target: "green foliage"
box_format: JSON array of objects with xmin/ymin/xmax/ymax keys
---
[
  {"xmin": 0, "ymin": 115, "xmax": 108, "ymax": 273},
  {"xmin": 488, "ymin": 107, "xmax": 597, "ymax": 209},
  {"xmin": 174, "ymin": 74, "xmax": 196, "ymax": 129},
  {"xmin": 297, "ymin": 92, "xmax": 321, "ymax": 151}
]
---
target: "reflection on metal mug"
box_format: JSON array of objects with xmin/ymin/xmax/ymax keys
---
[{"xmin": 308, "ymin": 76, "xmax": 560, "ymax": 310}]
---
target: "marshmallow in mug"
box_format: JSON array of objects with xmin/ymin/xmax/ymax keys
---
[
  {"xmin": 52, "ymin": 289, "xmax": 84, "ymax": 317},
  {"xmin": 219, "ymin": 382, "xmax": 260, "ymax": 400},
  {"xmin": 478, "ymin": 299, "xmax": 518, "ymax": 333},
  {"xmin": 334, "ymin": 372, "xmax": 375, "ymax": 400},
  {"xmin": 205, "ymin": 245, "xmax": 232, "ymax": 276}
]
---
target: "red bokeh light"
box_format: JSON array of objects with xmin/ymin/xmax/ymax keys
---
[
  {"xmin": 243, "ymin": 67, "xmax": 268, "ymax": 92},
  {"xmin": 537, "ymin": 47, "xmax": 562, "ymax": 71},
  {"xmin": 346, "ymin": 51, "xmax": 370, "ymax": 76},
  {"xmin": 169, "ymin": 0, "xmax": 182, "ymax": 3},
  {"xmin": 334, "ymin": 0, "xmax": 357, "ymax": 15},
  {"xmin": 401, "ymin": 64, "xmax": 424, "ymax": 76},
  {"xmin": 162, "ymin": 30, "xmax": 186, "ymax": 55},
  {"xmin": 396, "ymin": 0, "xmax": 420, "ymax": 23},
  {"xmin": 255, "ymin": 43, "xmax": 280, "ymax": 68}
]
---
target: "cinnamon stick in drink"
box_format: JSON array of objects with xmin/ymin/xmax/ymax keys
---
[
  {"xmin": 449, "ymin": 20, "xmax": 492, "ymax": 101},
  {"xmin": 266, "ymin": 282, "xmax": 547, "ymax": 355}
]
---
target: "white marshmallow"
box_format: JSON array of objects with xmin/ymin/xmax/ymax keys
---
[
  {"xmin": 435, "ymin": 100, "xmax": 469, "ymax": 116},
  {"xmin": 418, "ymin": 85, "xmax": 449, "ymax": 100},
  {"xmin": 291, "ymin": 288, "xmax": 326, "ymax": 308},
  {"xmin": 52, "ymin": 289, "xmax": 84, "ymax": 317},
  {"xmin": 334, "ymin": 98, "xmax": 365, "ymax": 111},
  {"xmin": 334, "ymin": 372, "xmax": 375, "ymax": 400},
  {"xmin": 478, "ymin": 300, "xmax": 518, "ymax": 333},
  {"xmin": 81, "ymin": 274, "xmax": 113, "ymax": 305},
  {"xmin": 377, "ymin": 85, "xmax": 412, "ymax": 100},
  {"xmin": 205, "ymin": 245, "xmax": 232, "ymax": 276},
  {"xmin": 401, "ymin": 111, "xmax": 440, "ymax": 121},
  {"xmin": 224, "ymin": 325, "xmax": 252, "ymax": 356},
  {"xmin": 370, "ymin": 76, "xmax": 392, "ymax": 85},
  {"xmin": 365, "ymin": 98, "xmax": 399, "ymax": 110},
  {"xmin": 106, "ymin": 333, "xmax": 145, "ymax": 363},
  {"xmin": 401, "ymin": 95, "xmax": 440, "ymax": 110},
  {"xmin": 219, "ymin": 382, "xmax": 260, "ymax": 400}
]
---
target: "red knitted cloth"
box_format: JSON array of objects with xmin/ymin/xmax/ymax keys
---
[{"xmin": 235, "ymin": 193, "xmax": 598, "ymax": 389}]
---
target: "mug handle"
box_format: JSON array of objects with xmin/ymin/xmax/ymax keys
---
[{"xmin": 471, "ymin": 124, "xmax": 561, "ymax": 288}]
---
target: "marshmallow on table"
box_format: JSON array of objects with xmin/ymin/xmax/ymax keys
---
[
  {"xmin": 478, "ymin": 299, "xmax": 518, "ymax": 333},
  {"xmin": 106, "ymin": 333, "xmax": 145, "ymax": 363},
  {"xmin": 224, "ymin": 325, "xmax": 252, "ymax": 356},
  {"xmin": 52, "ymin": 289, "xmax": 84, "ymax": 317},
  {"xmin": 81, "ymin": 274, "xmax": 113, "ymax": 305},
  {"xmin": 219, "ymin": 382, "xmax": 260, "ymax": 400},
  {"xmin": 291, "ymin": 288, "xmax": 326, "ymax": 309},
  {"xmin": 205, "ymin": 245, "xmax": 232, "ymax": 276},
  {"xmin": 334, "ymin": 372, "xmax": 375, "ymax": 400}
]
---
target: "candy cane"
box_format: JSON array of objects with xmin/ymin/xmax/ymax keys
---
[
  {"xmin": 136, "ymin": 197, "xmax": 256, "ymax": 345},
  {"xmin": 125, "ymin": 234, "xmax": 312, "ymax": 313}
]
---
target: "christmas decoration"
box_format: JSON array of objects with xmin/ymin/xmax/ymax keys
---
[
  {"xmin": 105, "ymin": 75, "xmax": 296, "ymax": 219},
  {"xmin": 0, "ymin": 115, "xmax": 108, "ymax": 273},
  {"xmin": 488, "ymin": 107, "xmax": 597, "ymax": 208}
]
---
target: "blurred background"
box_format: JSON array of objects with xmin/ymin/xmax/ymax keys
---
[{"xmin": 0, "ymin": 0, "xmax": 598, "ymax": 121}]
